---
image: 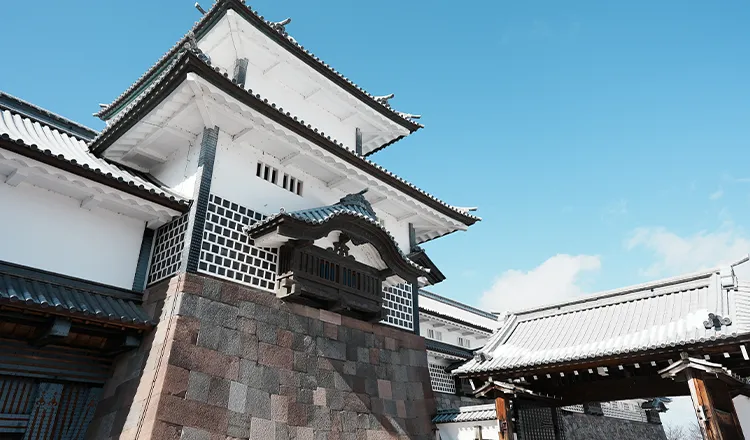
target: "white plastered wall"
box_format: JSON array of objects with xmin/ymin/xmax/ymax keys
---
[
  {"xmin": 210, "ymin": 131, "xmax": 412, "ymax": 253},
  {"xmin": 149, "ymin": 130, "xmax": 202, "ymax": 199},
  {"xmin": 420, "ymin": 319, "xmax": 487, "ymax": 350},
  {"xmin": 420, "ymin": 295, "xmax": 501, "ymax": 331},
  {"xmin": 734, "ymin": 396, "xmax": 750, "ymax": 434},
  {"xmin": 435, "ymin": 421, "xmax": 499, "ymax": 440},
  {"xmin": 197, "ymin": 13, "xmax": 407, "ymax": 151},
  {"xmin": 0, "ymin": 182, "xmax": 145, "ymax": 288}
]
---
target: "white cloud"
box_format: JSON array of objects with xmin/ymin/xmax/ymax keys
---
[
  {"xmin": 479, "ymin": 254, "xmax": 601, "ymax": 313},
  {"xmin": 626, "ymin": 224, "xmax": 750, "ymax": 277},
  {"xmin": 709, "ymin": 189, "xmax": 724, "ymax": 200}
]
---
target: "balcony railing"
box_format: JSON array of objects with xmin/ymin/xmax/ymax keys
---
[{"xmin": 276, "ymin": 244, "xmax": 384, "ymax": 322}]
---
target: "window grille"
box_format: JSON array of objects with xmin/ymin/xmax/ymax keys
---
[
  {"xmin": 600, "ymin": 401, "xmax": 648, "ymax": 422},
  {"xmin": 257, "ymin": 161, "xmax": 303, "ymax": 196},
  {"xmin": 516, "ymin": 404, "xmax": 562, "ymax": 440},
  {"xmin": 458, "ymin": 337, "xmax": 470, "ymax": 348},
  {"xmin": 147, "ymin": 213, "xmax": 189, "ymax": 285},
  {"xmin": 198, "ymin": 194, "xmax": 278, "ymax": 292},
  {"xmin": 426, "ymin": 329, "xmax": 442, "ymax": 340},
  {"xmin": 382, "ymin": 283, "xmax": 413, "ymax": 330},
  {"xmin": 428, "ymin": 363, "xmax": 456, "ymax": 394}
]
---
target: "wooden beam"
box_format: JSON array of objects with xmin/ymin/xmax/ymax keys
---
[
  {"xmin": 104, "ymin": 334, "xmax": 142, "ymax": 356},
  {"xmin": 687, "ymin": 371, "xmax": 746, "ymax": 440},
  {"xmin": 33, "ymin": 317, "xmax": 71, "ymax": 346},
  {"xmin": 687, "ymin": 370, "xmax": 718, "ymax": 439},
  {"xmin": 495, "ymin": 396, "xmax": 514, "ymax": 440},
  {"xmin": 531, "ymin": 374, "xmax": 689, "ymax": 404}
]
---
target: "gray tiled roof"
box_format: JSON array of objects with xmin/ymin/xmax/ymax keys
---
[
  {"xmin": 420, "ymin": 289, "xmax": 497, "ymax": 320},
  {"xmin": 420, "ymin": 307, "xmax": 493, "ymax": 333},
  {"xmin": 94, "ymin": 0, "xmax": 422, "ymax": 133},
  {"xmin": 0, "ymin": 92, "xmax": 188, "ymax": 209},
  {"xmin": 246, "ymin": 191, "xmax": 428, "ymax": 274},
  {"xmin": 425, "ymin": 339, "xmax": 475, "ymax": 359},
  {"xmin": 456, "ymin": 263, "xmax": 750, "ymax": 375},
  {"xmin": 284, "ymin": 190, "xmax": 378, "ymax": 223},
  {"xmin": 0, "ymin": 261, "xmax": 153, "ymax": 328},
  {"xmin": 432, "ymin": 404, "xmax": 497, "ymax": 423}
]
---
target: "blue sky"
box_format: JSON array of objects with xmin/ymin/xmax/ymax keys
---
[
  {"xmin": 3, "ymin": 0, "xmax": 750, "ymax": 429},
  {"xmin": 3, "ymin": 0, "xmax": 749, "ymax": 309}
]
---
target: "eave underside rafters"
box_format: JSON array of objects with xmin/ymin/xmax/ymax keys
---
[
  {"xmin": 460, "ymin": 338, "xmax": 750, "ymax": 404},
  {"xmin": 0, "ymin": 145, "xmax": 181, "ymax": 227}
]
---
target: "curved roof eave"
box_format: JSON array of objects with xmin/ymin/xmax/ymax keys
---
[{"xmin": 88, "ymin": 51, "xmax": 479, "ymax": 227}]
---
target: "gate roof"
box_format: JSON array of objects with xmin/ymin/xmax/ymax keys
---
[{"xmin": 456, "ymin": 258, "xmax": 750, "ymax": 376}]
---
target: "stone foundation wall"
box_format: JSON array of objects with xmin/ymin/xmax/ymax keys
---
[
  {"xmin": 559, "ymin": 412, "xmax": 667, "ymax": 440},
  {"xmin": 87, "ymin": 273, "xmax": 436, "ymax": 440}
]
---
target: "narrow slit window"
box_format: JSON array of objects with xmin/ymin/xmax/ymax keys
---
[{"xmin": 255, "ymin": 161, "xmax": 304, "ymax": 196}]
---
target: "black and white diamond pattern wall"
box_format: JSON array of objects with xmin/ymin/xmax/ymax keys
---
[
  {"xmin": 147, "ymin": 213, "xmax": 189, "ymax": 285},
  {"xmin": 198, "ymin": 194, "xmax": 278, "ymax": 291}
]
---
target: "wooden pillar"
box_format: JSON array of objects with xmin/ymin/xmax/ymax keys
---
[
  {"xmin": 551, "ymin": 406, "xmax": 564, "ymax": 440},
  {"xmin": 686, "ymin": 370, "xmax": 745, "ymax": 440},
  {"xmin": 495, "ymin": 396, "xmax": 514, "ymax": 440}
]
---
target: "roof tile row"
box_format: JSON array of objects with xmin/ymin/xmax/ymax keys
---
[
  {"xmin": 456, "ymin": 266, "xmax": 750, "ymax": 375},
  {"xmin": 0, "ymin": 97, "xmax": 188, "ymax": 209}
]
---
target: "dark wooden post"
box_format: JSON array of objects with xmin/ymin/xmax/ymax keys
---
[
  {"xmin": 686, "ymin": 370, "xmax": 745, "ymax": 440},
  {"xmin": 551, "ymin": 406, "xmax": 564, "ymax": 440},
  {"xmin": 495, "ymin": 396, "xmax": 514, "ymax": 440}
]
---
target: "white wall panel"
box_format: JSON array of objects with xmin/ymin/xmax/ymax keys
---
[{"xmin": 0, "ymin": 182, "xmax": 144, "ymax": 288}]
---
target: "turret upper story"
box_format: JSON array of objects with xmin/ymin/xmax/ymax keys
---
[
  {"xmin": 0, "ymin": 1, "xmax": 478, "ymax": 319},
  {"xmin": 88, "ymin": 0, "xmax": 479, "ymax": 254},
  {"xmin": 95, "ymin": 0, "xmax": 421, "ymax": 157}
]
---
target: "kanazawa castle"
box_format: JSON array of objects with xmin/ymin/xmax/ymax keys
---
[
  {"xmin": 0, "ymin": 1, "xmax": 480, "ymax": 438},
  {"xmin": 3, "ymin": 1, "xmax": 746, "ymax": 439}
]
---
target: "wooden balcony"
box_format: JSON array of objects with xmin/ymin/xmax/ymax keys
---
[{"xmin": 276, "ymin": 243, "xmax": 386, "ymax": 322}]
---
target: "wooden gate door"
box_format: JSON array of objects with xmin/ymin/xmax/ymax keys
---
[{"xmin": 0, "ymin": 376, "xmax": 102, "ymax": 440}]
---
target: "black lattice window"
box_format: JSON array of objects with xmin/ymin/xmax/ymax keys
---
[
  {"xmin": 148, "ymin": 214, "xmax": 188, "ymax": 285},
  {"xmin": 516, "ymin": 404, "xmax": 564, "ymax": 440},
  {"xmin": 428, "ymin": 363, "xmax": 456, "ymax": 394},
  {"xmin": 382, "ymin": 283, "xmax": 414, "ymax": 330},
  {"xmin": 198, "ymin": 194, "xmax": 278, "ymax": 291}
]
